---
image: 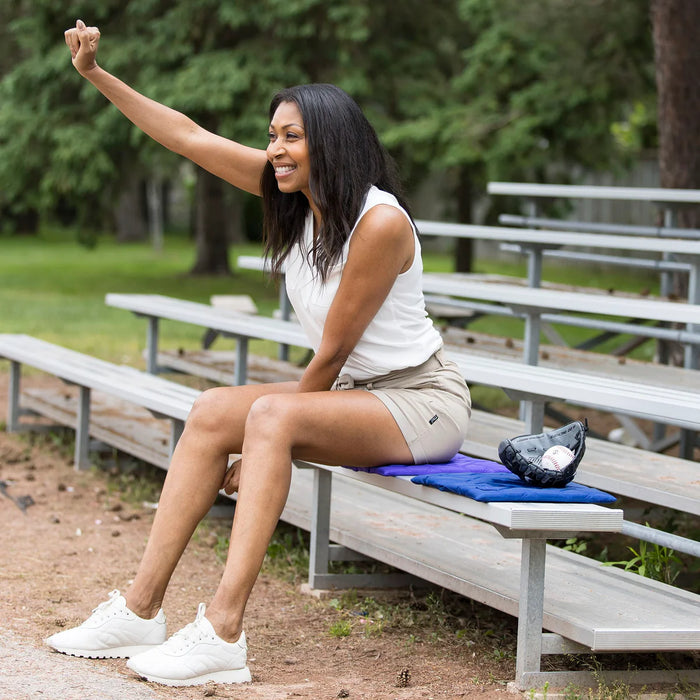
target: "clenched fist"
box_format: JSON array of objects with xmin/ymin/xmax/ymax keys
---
[{"xmin": 64, "ymin": 19, "xmax": 101, "ymax": 74}]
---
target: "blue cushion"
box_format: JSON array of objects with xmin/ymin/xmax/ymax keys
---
[
  {"xmin": 411, "ymin": 472, "xmax": 617, "ymax": 504},
  {"xmin": 344, "ymin": 453, "xmax": 508, "ymax": 477}
]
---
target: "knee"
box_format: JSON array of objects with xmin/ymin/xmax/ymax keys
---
[
  {"xmin": 244, "ymin": 394, "xmax": 294, "ymax": 444},
  {"xmin": 186, "ymin": 387, "xmax": 231, "ymax": 434}
]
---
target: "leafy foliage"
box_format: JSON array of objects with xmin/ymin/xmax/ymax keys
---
[
  {"xmin": 605, "ymin": 535, "xmax": 683, "ymax": 586},
  {"xmin": 1, "ymin": 0, "xmax": 655, "ymax": 246},
  {"xmin": 383, "ymin": 0, "xmax": 655, "ymax": 189}
]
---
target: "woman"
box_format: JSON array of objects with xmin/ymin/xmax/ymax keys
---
[{"xmin": 49, "ymin": 19, "xmax": 471, "ymax": 688}]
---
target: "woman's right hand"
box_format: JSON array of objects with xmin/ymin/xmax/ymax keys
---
[
  {"xmin": 221, "ymin": 458, "xmax": 242, "ymax": 496},
  {"xmin": 64, "ymin": 19, "xmax": 100, "ymax": 75}
]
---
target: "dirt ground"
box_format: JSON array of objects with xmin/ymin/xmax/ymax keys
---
[{"xmin": 0, "ymin": 374, "xmax": 519, "ymax": 700}]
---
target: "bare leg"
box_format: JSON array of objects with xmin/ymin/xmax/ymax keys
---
[
  {"xmin": 124, "ymin": 382, "xmax": 298, "ymax": 618},
  {"xmin": 202, "ymin": 388, "xmax": 413, "ymax": 641}
]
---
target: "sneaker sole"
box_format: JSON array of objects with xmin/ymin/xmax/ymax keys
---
[
  {"xmin": 47, "ymin": 643, "xmax": 163, "ymax": 659},
  {"xmin": 129, "ymin": 665, "xmax": 252, "ymax": 686}
]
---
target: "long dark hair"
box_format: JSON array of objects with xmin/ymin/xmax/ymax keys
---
[{"xmin": 260, "ymin": 83, "xmax": 410, "ymax": 282}]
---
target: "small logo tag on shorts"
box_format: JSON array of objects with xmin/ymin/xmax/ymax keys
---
[{"xmin": 429, "ymin": 415, "xmax": 439, "ymax": 425}]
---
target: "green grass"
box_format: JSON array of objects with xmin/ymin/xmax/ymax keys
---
[
  {"xmin": 0, "ymin": 228, "xmax": 284, "ymax": 365},
  {"xmin": 0, "ymin": 227, "xmax": 661, "ymax": 368}
]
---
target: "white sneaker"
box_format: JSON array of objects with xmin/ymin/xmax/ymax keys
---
[
  {"xmin": 45, "ymin": 590, "xmax": 166, "ymax": 659},
  {"xmin": 126, "ymin": 603, "xmax": 251, "ymax": 687}
]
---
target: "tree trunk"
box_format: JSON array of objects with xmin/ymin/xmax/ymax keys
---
[
  {"xmin": 651, "ymin": 0, "xmax": 700, "ymax": 230},
  {"xmin": 454, "ymin": 167, "xmax": 474, "ymax": 273},
  {"xmin": 651, "ymin": 0, "xmax": 700, "ymax": 365},
  {"xmin": 146, "ymin": 177, "xmax": 164, "ymax": 252},
  {"xmin": 224, "ymin": 188, "xmax": 245, "ymax": 245},
  {"xmin": 7, "ymin": 208, "xmax": 39, "ymax": 235},
  {"xmin": 114, "ymin": 171, "xmax": 147, "ymax": 242},
  {"xmin": 190, "ymin": 165, "xmax": 232, "ymax": 275}
]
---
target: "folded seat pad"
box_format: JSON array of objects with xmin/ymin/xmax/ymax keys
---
[
  {"xmin": 411, "ymin": 471, "xmax": 616, "ymax": 503},
  {"xmin": 345, "ymin": 453, "xmax": 506, "ymax": 476},
  {"xmin": 344, "ymin": 454, "xmax": 616, "ymax": 504}
]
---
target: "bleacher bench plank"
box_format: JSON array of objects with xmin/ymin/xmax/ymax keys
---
[
  {"xmin": 415, "ymin": 220, "xmax": 700, "ymax": 261},
  {"xmin": 447, "ymin": 350, "xmax": 700, "ymax": 432},
  {"xmin": 485, "ymin": 181, "xmax": 700, "ymax": 204},
  {"xmin": 0, "ymin": 334, "xmax": 198, "ymax": 469},
  {"xmin": 159, "ymin": 349, "xmax": 305, "ymax": 386},
  {"xmin": 1, "ymin": 335, "xmax": 197, "ymax": 421},
  {"xmin": 312, "ymin": 467, "xmax": 697, "ymax": 656},
  {"xmin": 20, "ymin": 385, "xmax": 174, "ymax": 470},
  {"xmin": 443, "ymin": 327, "xmax": 700, "ymax": 392},
  {"xmin": 105, "ymin": 294, "xmax": 700, "ymax": 436},
  {"xmin": 443, "ymin": 327, "xmax": 700, "ymax": 459}
]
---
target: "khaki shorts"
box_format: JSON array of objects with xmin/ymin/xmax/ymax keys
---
[{"xmin": 333, "ymin": 348, "xmax": 471, "ymax": 464}]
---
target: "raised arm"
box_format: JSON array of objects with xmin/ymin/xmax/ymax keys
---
[{"xmin": 64, "ymin": 20, "xmax": 268, "ymax": 195}]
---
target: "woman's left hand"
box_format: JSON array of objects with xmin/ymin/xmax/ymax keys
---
[{"xmin": 221, "ymin": 458, "xmax": 242, "ymax": 495}]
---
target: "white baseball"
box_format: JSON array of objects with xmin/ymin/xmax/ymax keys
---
[{"xmin": 541, "ymin": 445, "xmax": 575, "ymax": 471}]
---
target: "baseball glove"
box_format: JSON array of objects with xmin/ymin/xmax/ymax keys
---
[{"xmin": 497, "ymin": 420, "xmax": 587, "ymax": 488}]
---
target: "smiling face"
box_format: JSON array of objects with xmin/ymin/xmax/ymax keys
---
[{"xmin": 266, "ymin": 101, "xmax": 312, "ymax": 201}]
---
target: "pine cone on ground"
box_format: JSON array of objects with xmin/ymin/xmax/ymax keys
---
[{"xmin": 395, "ymin": 668, "xmax": 411, "ymax": 687}]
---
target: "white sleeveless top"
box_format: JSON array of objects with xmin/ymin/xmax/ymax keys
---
[{"xmin": 284, "ymin": 186, "xmax": 443, "ymax": 381}]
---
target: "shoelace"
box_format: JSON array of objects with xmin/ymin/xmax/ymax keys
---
[
  {"xmin": 162, "ymin": 603, "xmax": 214, "ymax": 653},
  {"xmin": 86, "ymin": 589, "xmax": 122, "ymax": 623}
]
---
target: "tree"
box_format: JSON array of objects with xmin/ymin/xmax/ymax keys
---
[
  {"xmin": 650, "ymin": 0, "xmax": 700, "ymax": 367},
  {"xmin": 382, "ymin": 0, "xmax": 655, "ymax": 269},
  {"xmin": 2, "ymin": 0, "xmax": 658, "ymax": 277},
  {"xmin": 0, "ymin": 2, "xmax": 145, "ymax": 238},
  {"xmin": 651, "ymin": 0, "xmax": 700, "ymax": 230}
]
